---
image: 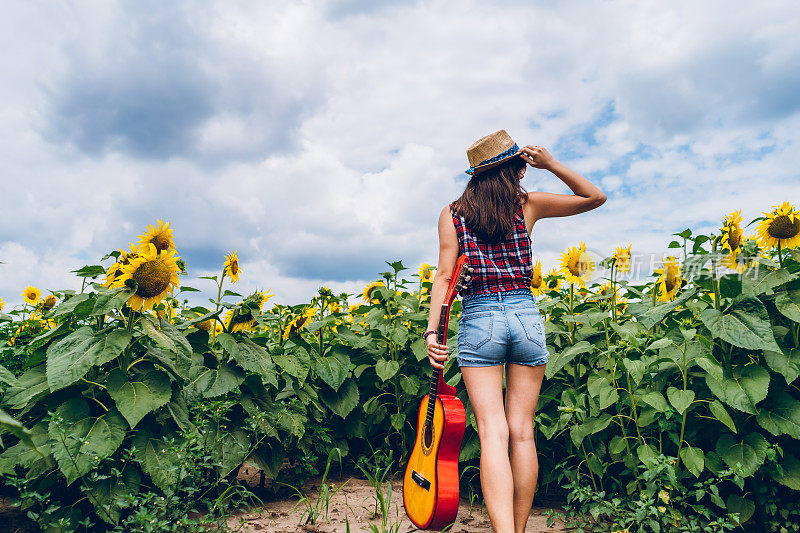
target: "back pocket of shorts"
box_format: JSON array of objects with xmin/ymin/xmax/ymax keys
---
[
  {"xmin": 514, "ymin": 310, "xmax": 545, "ymax": 348},
  {"xmin": 458, "ymin": 312, "xmax": 493, "ymax": 351}
]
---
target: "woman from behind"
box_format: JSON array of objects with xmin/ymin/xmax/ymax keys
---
[{"xmin": 424, "ymin": 129, "xmax": 606, "ymax": 533}]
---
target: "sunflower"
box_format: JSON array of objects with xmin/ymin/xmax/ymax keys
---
[
  {"xmin": 0, "ymin": 297, "xmax": 4, "ymax": 312},
  {"xmin": 718, "ymin": 210, "xmax": 749, "ymax": 273},
  {"xmin": 282, "ymin": 306, "xmax": 317, "ymax": 340},
  {"xmin": 137, "ymin": 219, "xmax": 176, "ymax": 254},
  {"xmin": 756, "ymin": 201, "xmax": 800, "ymax": 250},
  {"xmin": 224, "ymin": 251, "xmax": 241, "ymax": 283},
  {"xmin": 114, "ymin": 243, "xmax": 181, "ymax": 312},
  {"xmin": 654, "ymin": 256, "xmax": 682, "ymax": 302},
  {"xmin": 40, "ymin": 294, "xmax": 58, "ymax": 311},
  {"xmin": 22, "ymin": 286, "xmax": 41, "ymax": 306},
  {"xmin": 224, "ymin": 307, "xmax": 257, "ymax": 333},
  {"xmin": 558, "ymin": 241, "xmax": 596, "ymax": 288},
  {"xmin": 543, "ymin": 268, "xmax": 563, "ymax": 292},
  {"xmin": 361, "ymin": 280, "xmax": 385, "ymax": 303},
  {"xmin": 349, "ymin": 303, "xmax": 361, "ymax": 314},
  {"xmin": 103, "ymin": 243, "xmax": 141, "ymax": 288},
  {"xmin": 530, "ymin": 260, "xmax": 545, "ymax": 295},
  {"xmin": 328, "ymin": 301, "xmax": 341, "ymax": 314},
  {"xmin": 597, "ymin": 281, "xmax": 628, "ymax": 311},
  {"xmin": 418, "ymin": 263, "xmax": 434, "ymax": 282},
  {"xmin": 613, "ymin": 243, "xmax": 632, "ymax": 274},
  {"xmin": 194, "ymin": 319, "xmax": 213, "ymax": 331},
  {"xmin": 212, "ymin": 322, "xmax": 224, "ymax": 337},
  {"xmin": 258, "ymin": 290, "xmax": 274, "ymax": 309}
]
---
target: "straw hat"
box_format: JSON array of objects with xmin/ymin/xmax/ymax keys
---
[{"xmin": 465, "ymin": 129, "xmax": 523, "ymax": 175}]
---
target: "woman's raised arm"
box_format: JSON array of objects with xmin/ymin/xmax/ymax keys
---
[{"xmin": 519, "ymin": 145, "xmax": 606, "ymax": 221}]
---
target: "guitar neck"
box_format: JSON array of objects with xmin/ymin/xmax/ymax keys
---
[{"xmin": 425, "ymin": 303, "xmax": 450, "ymax": 425}]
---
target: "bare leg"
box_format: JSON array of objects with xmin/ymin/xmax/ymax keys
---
[
  {"xmin": 461, "ymin": 365, "xmax": 514, "ymax": 533},
  {"xmin": 504, "ymin": 363, "xmax": 546, "ymax": 533}
]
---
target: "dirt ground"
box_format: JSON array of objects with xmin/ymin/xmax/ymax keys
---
[
  {"xmin": 0, "ymin": 468, "xmax": 568, "ymax": 532},
  {"xmin": 229, "ymin": 465, "xmax": 567, "ymax": 532}
]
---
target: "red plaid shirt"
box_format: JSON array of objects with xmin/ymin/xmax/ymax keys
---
[{"xmin": 450, "ymin": 201, "xmax": 533, "ymax": 296}]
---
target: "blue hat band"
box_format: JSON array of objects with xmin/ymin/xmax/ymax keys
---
[{"xmin": 465, "ymin": 143, "xmax": 520, "ymax": 175}]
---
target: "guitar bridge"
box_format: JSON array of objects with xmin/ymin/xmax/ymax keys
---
[{"xmin": 411, "ymin": 470, "xmax": 431, "ymax": 491}]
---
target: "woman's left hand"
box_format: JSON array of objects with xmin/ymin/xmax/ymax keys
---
[{"xmin": 520, "ymin": 145, "xmax": 555, "ymax": 170}]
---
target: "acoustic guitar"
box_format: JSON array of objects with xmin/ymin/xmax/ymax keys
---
[{"xmin": 403, "ymin": 254, "xmax": 473, "ymax": 531}]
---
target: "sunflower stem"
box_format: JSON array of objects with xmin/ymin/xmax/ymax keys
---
[
  {"xmin": 777, "ymin": 240, "xmax": 783, "ymax": 267},
  {"xmin": 711, "ymin": 238, "xmax": 721, "ymax": 311}
]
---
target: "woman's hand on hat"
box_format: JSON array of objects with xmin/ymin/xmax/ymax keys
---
[
  {"xmin": 520, "ymin": 145, "xmax": 555, "ymax": 170},
  {"xmin": 426, "ymin": 335, "xmax": 449, "ymax": 370}
]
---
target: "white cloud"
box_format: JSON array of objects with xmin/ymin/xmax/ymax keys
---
[{"xmin": 1, "ymin": 0, "xmax": 799, "ymax": 310}]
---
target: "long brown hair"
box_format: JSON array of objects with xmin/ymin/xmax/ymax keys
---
[{"xmin": 452, "ymin": 156, "xmax": 528, "ymax": 243}]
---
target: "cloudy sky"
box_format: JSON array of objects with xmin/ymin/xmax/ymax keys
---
[{"xmin": 1, "ymin": 0, "xmax": 799, "ymax": 310}]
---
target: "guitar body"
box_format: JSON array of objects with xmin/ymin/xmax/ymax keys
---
[
  {"xmin": 403, "ymin": 387, "xmax": 466, "ymax": 530},
  {"xmin": 403, "ymin": 255, "xmax": 472, "ymax": 531}
]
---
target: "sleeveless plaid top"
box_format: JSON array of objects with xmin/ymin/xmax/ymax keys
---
[{"xmin": 450, "ymin": 201, "xmax": 533, "ymax": 296}]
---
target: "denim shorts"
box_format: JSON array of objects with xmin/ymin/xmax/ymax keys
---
[{"xmin": 456, "ymin": 289, "xmax": 548, "ymax": 367}]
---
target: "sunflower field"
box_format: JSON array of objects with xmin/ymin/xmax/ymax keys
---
[{"xmin": 0, "ymin": 202, "xmax": 799, "ymax": 532}]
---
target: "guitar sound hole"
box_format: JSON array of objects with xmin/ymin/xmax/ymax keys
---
[{"xmin": 423, "ymin": 422, "xmax": 433, "ymax": 448}]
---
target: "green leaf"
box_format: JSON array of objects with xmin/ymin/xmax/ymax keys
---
[
  {"xmin": 716, "ymin": 432, "xmax": 768, "ymax": 477},
  {"xmin": 726, "ymin": 494, "xmax": 755, "ymax": 523},
  {"xmin": 622, "ymin": 358, "xmax": 646, "ymax": 386},
  {"xmin": 187, "ymin": 363, "xmax": 245, "ymax": 398},
  {"xmin": 91, "ymin": 287, "xmax": 132, "ymax": 316},
  {"xmin": 85, "ymin": 466, "xmax": 140, "ymax": 525},
  {"xmin": 680, "ymin": 445, "xmax": 704, "ymax": 478},
  {"xmin": 742, "ymin": 267, "xmax": 796, "ymax": 297},
  {"xmin": 640, "ymin": 391, "xmax": 670, "ymax": 412},
  {"xmin": 391, "ymin": 412, "xmax": 405, "ymax": 431},
  {"xmin": 315, "ymin": 346, "xmax": 350, "ymax": 391},
  {"xmin": 0, "ymin": 363, "xmax": 19, "ymax": 387},
  {"xmin": 545, "ymin": 341, "xmax": 592, "ymax": 379},
  {"xmin": 218, "ymin": 429, "xmax": 250, "ymax": 477},
  {"xmin": 46, "ymin": 327, "xmax": 132, "ymax": 392},
  {"xmin": 106, "ymin": 369, "xmax": 172, "ymax": 428},
  {"xmin": 0, "ymin": 408, "xmax": 37, "ymax": 450},
  {"xmin": 142, "ymin": 316, "xmax": 193, "ymax": 363},
  {"xmin": 775, "ymin": 290, "xmax": 800, "ymax": 323},
  {"xmin": 273, "ymin": 347, "xmax": 310, "ymax": 384},
  {"xmin": 764, "ymin": 348, "xmax": 800, "ymax": 384},
  {"xmin": 411, "ymin": 336, "xmax": 428, "ymax": 361},
  {"xmin": 72, "ymin": 265, "xmax": 106, "ymax": 278},
  {"xmin": 709, "ymin": 400, "xmax": 737, "ymax": 433},
  {"xmin": 772, "ymin": 454, "xmax": 800, "ymax": 490},
  {"xmin": 700, "ymin": 296, "xmax": 783, "ymax": 353},
  {"xmin": 165, "ymin": 392, "xmax": 195, "ymax": 434},
  {"xmin": 705, "ymin": 364, "xmax": 770, "ymax": 414},
  {"xmin": 634, "ymin": 287, "xmax": 698, "ymax": 329},
  {"xmin": 636, "ymin": 443, "xmax": 659, "ymax": 464},
  {"xmin": 50, "ymin": 293, "xmax": 93, "ymax": 317},
  {"xmin": 3, "ymin": 366, "xmax": 49, "ymax": 409},
  {"xmin": 276, "ymin": 408, "xmax": 306, "ymax": 439},
  {"xmin": 132, "ymin": 428, "xmax": 180, "ymax": 492},
  {"xmin": 667, "ymin": 387, "xmax": 695, "ymax": 415},
  {"xmin": 375, "ymin": 359, "xmax": 400, "ymax": 382},
  {"xmin": 319, "ymin": 380, "xmax": 359, "ymax": 419},
  {"xmin": 220, "ymin": 334, "xmax": 278, "ymax": 388},
  {"xmin": 756, "ymin": 389, "xmax": 800, "ymax": 439},
  {"xmin": 49, "ymin": 399, "xmax": 128, "ymax": 484}
]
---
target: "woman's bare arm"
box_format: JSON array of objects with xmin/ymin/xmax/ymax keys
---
[
  {"xmin": 425, "ymin": 205, "xmax": 459, "ymax": 369},
  {"xmin": 520, "ymin": 145, "xmax": 607, "ymax": 222}
]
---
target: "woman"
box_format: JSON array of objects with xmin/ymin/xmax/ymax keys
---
[{"xmin": 423, "ymin": 129, "xmax": 606, "ymax": 533}]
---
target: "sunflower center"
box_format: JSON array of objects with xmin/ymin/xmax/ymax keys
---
[
  {"xmin": 150, "ymin": 234, "xmax": 172, "ymax": 252},
  {"xmin": 230, "ymin": 262, "xmax": 239, "ymax": 276},
  {"xmin": 728, "ymin": 227, "xmax": 742, "ymax": 251},
  {"xmin": 770, "ymin": 215, "xmax": 800, "ymax": 239},
  {"xmin": 132, "ymin": 259, "xmax": 172, "ymax": 298}
]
